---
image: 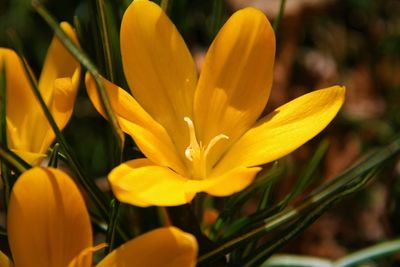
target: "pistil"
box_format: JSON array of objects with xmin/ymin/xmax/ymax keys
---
[{"xmin": 184, "ymin": 117, "xmax": 228, "ymax": 180}]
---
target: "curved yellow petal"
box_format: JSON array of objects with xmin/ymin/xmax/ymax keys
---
[
  {"xmin": 38, "ymin": 22, "xmax": 80, "ymax": 104},
  {"xmin": 120, "ymin": 0, "xmax": 197, "ymax": 155},
  {"xmin": 1, "ymin": 23, "xmax": 79, "ymax": 162},
  {"xmin": 36, "ymin": 22, "xmax": 81, "ymax": 154},
  {"xmin": 68, "ymin": 243, "xmax": 107, "ymax": 267},
  {"xmin": 108, "ymin": 159, "xmax": 195, "ymax": 207},
  {"xmin": 85, "ymin": 74, "xmax": 186, "ymax": 174},
  {"xmin": 1, "ymin": 48, "xmax": 39, "ymax": 156},
  {"xmin": 10, "ymin": 149, "xmax": 46, "ymax": 166},
  {"xmin": 216, "ymin": 86, "xmax": 345, "ymax": 173},
  {"xmin": 0, "ymin": 251, "xmax": 13, "ymax": 267},
  {"xmin": 193, "ymin": 7, "xmax": 275, "ymax": 166},
  {"xmin": 204, "ymin": 166, "xmax": 261, "ymax": 196},
  {"xmin": 97, "ymin": 227, "xmax": 197, "ymax": 267},
  {"xmin": 8, "ymin": 167, "xmax": 92, "ymax": 267}
]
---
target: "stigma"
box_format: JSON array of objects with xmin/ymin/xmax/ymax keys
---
[{"xmin": 184, "ymin": 117, "xmax": 228, "ymax": 180}]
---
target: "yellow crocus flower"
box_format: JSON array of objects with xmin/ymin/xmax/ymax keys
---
[
  {"xmin": 86, "ymin": 0, "xmax": 345, "ymax": 207},
  {"xmin": 0, "ymin": 22, "xmax": 81, "ymax": 165},
  {"xmin": 0, "ymin": 167, "xmax": 197, "ymax": 267}
]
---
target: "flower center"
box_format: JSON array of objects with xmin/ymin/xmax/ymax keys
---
[{"xmin": 184, "ymin": 117, "xmax": 229, "ymax": 180}]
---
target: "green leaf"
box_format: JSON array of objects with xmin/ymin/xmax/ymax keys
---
[
  {"xmin": 209, "ymin": 162, "xmax": 285, "ymax": 240},
  {"xmin": 261, "ymin": 238, "xmax": 400, "ymax": 267},
  {"xmin": 47, "ymin": 143, "xmax": 60, "ymax": 167},
  {"xmin": 240, "ymin": 170, "xmax": 377, "ymax": 267},
  {"xmin": 0, "ymin": 59, "xmax": 11, "ymax": 208},
  {"xmin": 198, "ymin": 135, "xmax": 400, "ymax": 264}
]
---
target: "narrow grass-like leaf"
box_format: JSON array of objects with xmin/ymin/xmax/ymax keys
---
[
  {"xmin": 333, "ymin": 238, "xmax": 400, "ymax": 267},
  {"xmin": 96, "ymin": 0, "xmax": 115, "ymax": 82},
  {"xmin": 0, "ymin": 225, "xmax": 6, "ymax": 237},
  {"xmin": 47, "ymin": 143, "xmax": 60, "ymax": 167},
  {"xmin": 241, "ymin": 170, "xmax": 377, "ymax": 267},
  {"xmin": 160, "ymin": 0, "xmax": 169, "ymax": 12},
  {"xmin": 289, "ymin": 139, "xmax": 330, "ymax": 199},
  {"xmin": 261, "ymin": 238, "xmax": 400, "ymax": 267},
  {"xmin": 0, "ymin": 144, "xmax": 30, "ymax": 173},
  {"xmin": 209, "ymin": 162, "xmax": 285, "ymax": 240},
  {"xmin": 0, "ymin": 61, "xmax": 7, "ymax": 148},
  {"xmin": 273, "ymin": 0, "xmax": 287, "ymax": 32},
  {"xmin": 255, "ymin": 139, "xmax": 330, "ymax": 219},
  {"xmin": 198, "ymin": 135, "xmax": 400, "ymax": 264},
  {"xmin": 208, "ymin": 0, "xmax": 226, "ymax": 39},
  {"xmin": 237, "ymin": 184, "xmax": 274, "ymax": 260},
  {"xmin": 0, "ymin": 60, "xmax": 12, "ymax": 208},
  {"xmin": 262, "ymin": 255, "xmax": 332, "ymax": 267},
  {"xmin": 105, "ymin": 199, "xmax": 121, "ymax": 254}
]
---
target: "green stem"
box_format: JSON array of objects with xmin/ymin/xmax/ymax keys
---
[
  {"xmin": 0, "ymin": 61, "xmax": 7, "ymax": 150},
  {"xmin": 160, "ymin": 0, "xmax": 169, "ymax": 12},
  {"xmin": 96, "ymin": 0, "xmax": 115, "ymax": 82},
  {"xmin": 0, "ymin": 145, "xmax": 30, "ymax": 173},
  {"xmin": 0, "ymin": 60, "xmax": 11, "ymax": 208},
  {"xmin": 47, "ymin": 143, "xmax": 60, "ymax": 167},
  {"xmin": 167, "ymin": 204, "xmax": 215, "ymax": 255},
  {"xmin": 273, "ymin": 0, "xmax": 287, "ymax": 32},
  {"xmin": 105, "ymin": 199, "xmax": 120, "ymax": 254}
]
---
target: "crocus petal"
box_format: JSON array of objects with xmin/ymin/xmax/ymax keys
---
[
  {"xmin": 35, "ymin": 22, "xmax": 81, "ymax": 154},
  {"xmin": 38, "ymin": 22, "xmax": 80, "ymax": 104},
  {"xmin": 10, "ymin": 149, "xmax": 46, "ymax": 166},
  {"xmin": 204, "ymin": 166, "xmax": 262, "ymax": 196},
  {"xmin": 215, "ymin": 86, "xmax": 345, "ymax": 172},
  {"xmin": 68, "ymin": 243, "xmax": 107, "ymax": 267},
  {"xmin": 193, "ymin": 7, "xmax": 275, "ymax": 165},
  {"xmin": 1, "ymin": 23, "xmax": 79, "ymax": 162},
  {"xmin": 1, "ymin": 48, "xmax": 39, "ymax": 155},
  {"xmin": 85, "ymin": 74, "xmax": 186, "ymax": 174},
  {"xmin": 0, "ymin": 251, "xmax": 13, "ymax": 267},
  {"xmin": 97, "ymin": 227, "xmax": 197, "ymax": 267},
  {"xmin": 120, "ymin": 0, "xmax": 197, "ymax": 154},
  {"xmin": 109, "ymin": 159, "xmax": 195, "ymax": 207},
  {"xmin": 8, "ymin": 167, "xmax": 92, "ymax": 267}
]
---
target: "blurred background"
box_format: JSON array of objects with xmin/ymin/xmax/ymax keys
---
[{"xmin": 1, "ymin": 0, "xmax": 400, "ymax": 263}]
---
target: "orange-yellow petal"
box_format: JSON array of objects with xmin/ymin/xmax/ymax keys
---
[
  {"xmin": 204, "ymin": 166, "xmax": 262, "ymax": 196},
  {"xmin": 38, "ymin": 22, "xmax": 80, "ymax": 104},
  {"xmin": 10, "ymin": 149, "xmax": 46, "ymax": 166},
  {"xmin": 120, "ymin": 0, "xmax": 197, "ymax": 155},
  {"xmin": 216, "ymin": 86, "xmax": 345, "ymax": 173},
  {"xmin": 85, "ymin": 74, "xmax": 186, "ymax": 174},
  {"xmin": 1, "ymin": 48, "xmax": 39, "ymax": 156},
  {"xmin": 109, "ymin": 159, "xmax": 195, "ymax": 207},
  {"xmin": 97, "ymin": 227, "xmax": 197, "ymax": 267},
  {"xmin": 8, "ymin": 167, "xmax": 92, "ymax": 267},
  {"xmin": 0, "ymin": 251, "xmax": 13, "ymax": 267},
  {"xmin": 1, "ymin": 22, "xmax": 80, "ymax": 162},
  {"xmin": 36, "ymin": 22, "xmax": 81, "ymax": 154},
  {"xmin": 68, "ymin": 243, "xmax": 107, "ymax": 267},
  {"xmin": 193, "ymin": 7, "xmax": 275, "ymax": 166}
]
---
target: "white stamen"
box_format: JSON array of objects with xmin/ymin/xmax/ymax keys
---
[
  {"xmin": 183, "ymin": 117, "xmax": 229, "ymax": 179},
  {"xmin": 204, "ymin": 134, "xmax": 229, "ymax": 157},
  {"xmin": 184, "ymin": 117, "xmax": 199, "ymax": 162}
]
